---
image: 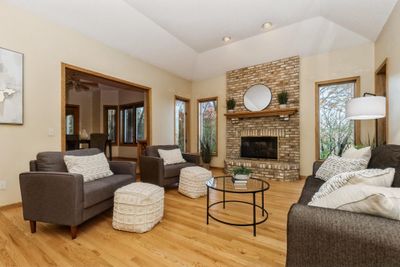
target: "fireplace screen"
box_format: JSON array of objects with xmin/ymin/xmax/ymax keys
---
[{"xmin": 240, "ymin": 136, "xmax": 278, "ymax": 159}]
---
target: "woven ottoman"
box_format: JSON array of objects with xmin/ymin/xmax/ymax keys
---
[
  {"xmin": 112, "ymin": 182, "xmax": 164, "ymax": 233},
  {"xmin": 179, "ymin": 166, "xmax": 212, "ymax": 198}
]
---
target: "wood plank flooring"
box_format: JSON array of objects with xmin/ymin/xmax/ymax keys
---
[{"xmin": 0, "ymin": 170, "xmax": 304, "ymax": 267}]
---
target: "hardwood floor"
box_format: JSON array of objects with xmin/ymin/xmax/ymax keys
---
[{"xmin": 0, "ymin": 169, "xmax": 304, "ymax": 267}]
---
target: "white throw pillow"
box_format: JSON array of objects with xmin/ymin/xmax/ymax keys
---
[
  {"xmin": 158, "ymin": 149, "xmax": 186, "ymax": 165},
  {"xmin": 64, "ymin": 153, "xmax": 113, "ymax": 182},
  {"xmin": 342, "ymin": 146, "xmax": 371, "ymax": 162},
  {"xmin": 309, "ymin": 184, "xmax": 400, "ymax": 221},
  {"xmin": 311, "ymin": 168, "xmax": 395, "ymax": 202},
  {"xmin": 315, "ymin": 155, "xmax": 368, "ymax": 181}
]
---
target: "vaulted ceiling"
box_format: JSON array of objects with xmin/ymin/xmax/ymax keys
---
[{"xmin": 7, "ymin": 0, "xmax": 398, "ymax": 80}]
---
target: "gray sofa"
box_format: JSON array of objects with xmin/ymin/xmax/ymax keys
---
[
  {"xmin": 140, "ymin": 145, "xmax": 200, "ymax": 186},
  {"xmin": 286, "ymin": 145, "xmax": 400, "ymax": 267},
  {"xmin": 19, "ymin": 148, "xmax": 136, "ymax": 239}
]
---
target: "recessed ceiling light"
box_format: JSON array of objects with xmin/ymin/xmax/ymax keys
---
[
  {"xmin": 262, "ymin": 22, "xmax": 273, "ymax": 30},
  {"xmin": 222, "ymin": 36, "xmax": 231, "ymax": 42}
]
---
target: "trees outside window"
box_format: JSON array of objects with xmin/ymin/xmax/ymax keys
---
[
  {"xmin": 198, "ymin": 98, "xmax": 218, "ymax": 155},
  {"xmin": 103, "ymin": 105, "xmax": 118, "ymax": 144},
  {"xmin": 175, "ymin": 97, "xmax": 190, "ymax": 152},
  {"xmin": 316, "ymin": 77, "xmax": 360, "ymax": 160},
  {"xmin": 120, "ymin": 102, "xmax": 144, "ymax": 145}
]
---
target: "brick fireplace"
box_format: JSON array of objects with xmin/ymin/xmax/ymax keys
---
[{"xmin": 224, "ymin": 56, "xmax": 300, "ymax": 181}]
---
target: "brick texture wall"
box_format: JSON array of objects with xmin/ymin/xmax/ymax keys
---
[{"xmin": 225, "ymin": 56, "xmax": 300, "ymax": 181}]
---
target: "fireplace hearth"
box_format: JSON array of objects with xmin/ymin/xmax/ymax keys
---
[{"xmin": 241, "ymin": 137, "xmax": 278, "ymax": 159}]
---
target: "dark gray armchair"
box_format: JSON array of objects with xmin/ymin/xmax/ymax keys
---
[
  {"xmin": 139, "ymin": 145, "xmax": 200, "ymax": 186},
  {"xmin": 19, "ymin": 148, "xmax": 136, "ymax": 239}
]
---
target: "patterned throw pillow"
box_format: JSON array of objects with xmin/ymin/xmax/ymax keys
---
[
  {"xmin": 309, "ymin": 184, "xmax": 400, "ymax": 221},
  {"xmin": 315, "ymin": 155, "xmax": 368, "ymax": 181},
  {"xmin": 342, "ymin": 146, "xmax": 371, "ymax": 162},
  {"xmin": 158, "ymin": 149, "xmax": 186, "ymax": 165},
  {"xmin": 64, "ymin": 153, "xmax": 113, "ymax": 182},
  {"xmin": 311, "ymin": 168, "xmax": 395, "ymax": 202}
]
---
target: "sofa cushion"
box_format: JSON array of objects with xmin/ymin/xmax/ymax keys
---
[
  {"xmin": 145, "ymin": 145, "xmax": 179, "ymax": 157},
  {"xmin": 298, "ymin": 176, "xmax": 325, "ymax": 204},
  {"xmin": 83, "ymin": 174, "xmax": 133, "ymax": 208},
  {"xmin": 164, "ymin": 162, "xmax": 196, "ymax": 178},
  {"xmin": 309, "ymin": 184, "xmax": 400, "ymax": 221},
  {"xmin": 36, "ymin": 148, "xmax": 101, "ymax": 172},
  {"xmin": 368, "ymin": 145, "xmax": 400, "ymax": 187},
  {"xmin": 315, "ymin": 155, "xmax": 368, "ymax": 181},
  {"xmin": 64, "ymin": 153, "xmax": 113, "ymax": 182}
]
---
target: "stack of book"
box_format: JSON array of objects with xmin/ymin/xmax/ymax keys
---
[{"xmin": 232, "ymin": 176, "xmax": 248, "ymax": 189}]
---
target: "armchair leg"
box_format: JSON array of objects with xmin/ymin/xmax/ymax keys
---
[
  {"xmin": 29, "ymin": 220, "xmax": 36, "ymax": 233},
  {"xmin": 70, "ymin": 226, "xmax": 78, "ymax": 239}
]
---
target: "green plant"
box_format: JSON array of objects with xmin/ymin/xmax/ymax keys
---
[
  {"xmin": 277, "ymin": 91, "xmax": 289, "ymax": 105},
  {"xmin": 233, "ymin": 166, "xmax": 252, "ymax": 176},
  {"xmin": 226, "ymin": 98, "xmax": 236, "ymax": 110},
  {"xmin": 200, "ymin": 138, "xmax": 212, "ymax": 164}
]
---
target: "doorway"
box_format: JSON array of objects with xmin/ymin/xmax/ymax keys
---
[
  {"xmin": 175, "ymin": 96, "xmax": 190, "ymax": 152},
  {"xmin": 375, "ymin": 59, "xmax": 388, "ymax": 146},
  {"xmin": 61, "ymin": 63, "xmax": 152, "ymax": 158}
]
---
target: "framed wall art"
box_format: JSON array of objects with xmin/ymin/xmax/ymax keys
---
[{"xmin": 0, "ymin": 47, "xmax": 23, "ymax": 125}]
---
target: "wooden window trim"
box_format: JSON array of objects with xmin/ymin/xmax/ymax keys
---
[
  {"xmin": 197, "ymin": 97, "xmax": 218, "ymax": 156},
  {"xmin": 174, "ymin": 95, "xmax": 191, "ymax": 152},
  {"xmin": 119, "ymin": 101, "xmax": 144, "ymax": 147},
  {"xmin": 103, "ymin": 105, "xmax": 119, "ymax": 146},
  {"xmin": 315, "ymin": 76, "xmax": 361, "ymax": 160}
]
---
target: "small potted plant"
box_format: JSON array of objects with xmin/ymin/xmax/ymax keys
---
[
  {"xmin": 226, "ymin": 98, "xmax": 236, "ymax": 113},
  {"xmin": 233, "ymin": 166, "xmax": 252, "ymax": 180},
  {"xmin": 200, "ymin": 138, "xmax": 212, "ymax": 169},
  {"xmin": 277, "ymin": 91, "xmax": 288, "ymax": 109}
]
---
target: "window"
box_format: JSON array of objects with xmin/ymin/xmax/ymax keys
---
[
  {"xmin": 103, "ymin": 105, "xmax": 118, "ymax": 144},
  {"xmin": 198, "ymin": 97, "xmax": 218, "ymax": 155},
  {"xmin": 120, "ymin": 102, "xmax": 144, "ymax": 145},
  {"xmin": 316, "ymin": 77, "xmax": 360, "ymax": 160},
  {"xmin": 175, "ymin": 97, "xmax": 190, "ymax": 152},
  {"xmin": 136, "ymin": 106, "xmax": 145, "ymax": 141}
]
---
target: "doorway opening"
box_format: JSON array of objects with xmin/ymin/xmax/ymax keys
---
[
  {"xmin": 61, "ymin": 63, "xmax": 151, "ymax": 161},
  {"xmin": 375, "ymin": 59, "xmax": 388, "ymax": 146}
]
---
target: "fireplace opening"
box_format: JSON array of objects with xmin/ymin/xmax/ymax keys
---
[{"xmin": 240, "ymin": 136, "xmax": 278, "ymax": 159}]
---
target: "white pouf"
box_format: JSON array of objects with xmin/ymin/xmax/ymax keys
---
[
  {"xmin": 179, "ymin": 166, "xmax": 213, "ymax": 198},
  {"xmin": 113, "ymin": 182, "xmax": 164, "ymax": 233}
]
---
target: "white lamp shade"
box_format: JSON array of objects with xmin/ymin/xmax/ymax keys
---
[{"xmin": 346, "ymin": 96, "xmax": 386, "ymax": 120}]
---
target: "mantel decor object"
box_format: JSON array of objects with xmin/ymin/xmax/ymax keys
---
[{"xmin": 244, "ymin": 84, "xmax": 272, "ymax": 111}]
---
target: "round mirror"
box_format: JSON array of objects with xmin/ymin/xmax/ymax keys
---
[{"xmin": 243, "ymin": 84, "xmax": 272, "ymax": 111}]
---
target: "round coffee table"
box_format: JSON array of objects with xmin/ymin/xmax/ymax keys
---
[{"xmin": 206, "ymin": 176, "xmax": 269, "ymax": 236}]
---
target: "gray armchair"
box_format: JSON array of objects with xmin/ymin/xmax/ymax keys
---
[
  {"xmin": 19, "ymin": 148, "xmax": 136, "ymax": 239},
  {"xmin": 139, "ymin": 145, "xmax": 200, "ymax": 186}
]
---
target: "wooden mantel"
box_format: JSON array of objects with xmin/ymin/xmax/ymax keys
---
[{"xmin": 224, "ymin": 108, "xmax": 298, "ymax": 119}]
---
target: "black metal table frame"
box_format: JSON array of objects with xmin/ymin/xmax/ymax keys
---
[{"xmin": 206, "ymin": 177, "xmax": 269, "ymax": 236}]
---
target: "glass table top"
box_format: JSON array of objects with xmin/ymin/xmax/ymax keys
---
[{"xmin": 206, "ymin": 176, "xmax": 270, "ymax": 193}]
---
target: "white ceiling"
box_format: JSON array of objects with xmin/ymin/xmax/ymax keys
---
[{"xmin": 6, "ymin": 0, "xmax": 398, "ymax": 80}]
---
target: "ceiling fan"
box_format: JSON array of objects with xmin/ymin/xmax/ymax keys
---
[{"xmin": 66, "ymin": 74, "xmax": 98, "ymax": 91}]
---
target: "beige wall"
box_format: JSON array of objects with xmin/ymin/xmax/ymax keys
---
[
  {"xmin": 190, "ymin": 75, "xmax": 226, "ymax": 167},
  {"xmin": 190, "ymin": 43, "xmax": 376, "ymax": 175},
  {"xmin": 375, "ymin": 1, "xmax": 400, "ymax": 144},
  {"xmin": 300, "ymin": 43, "xmax": 376, "ymax": 176},
  {"xmin": 0, "ymin": 2, "xmax": 191, "ymax": 206}
]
